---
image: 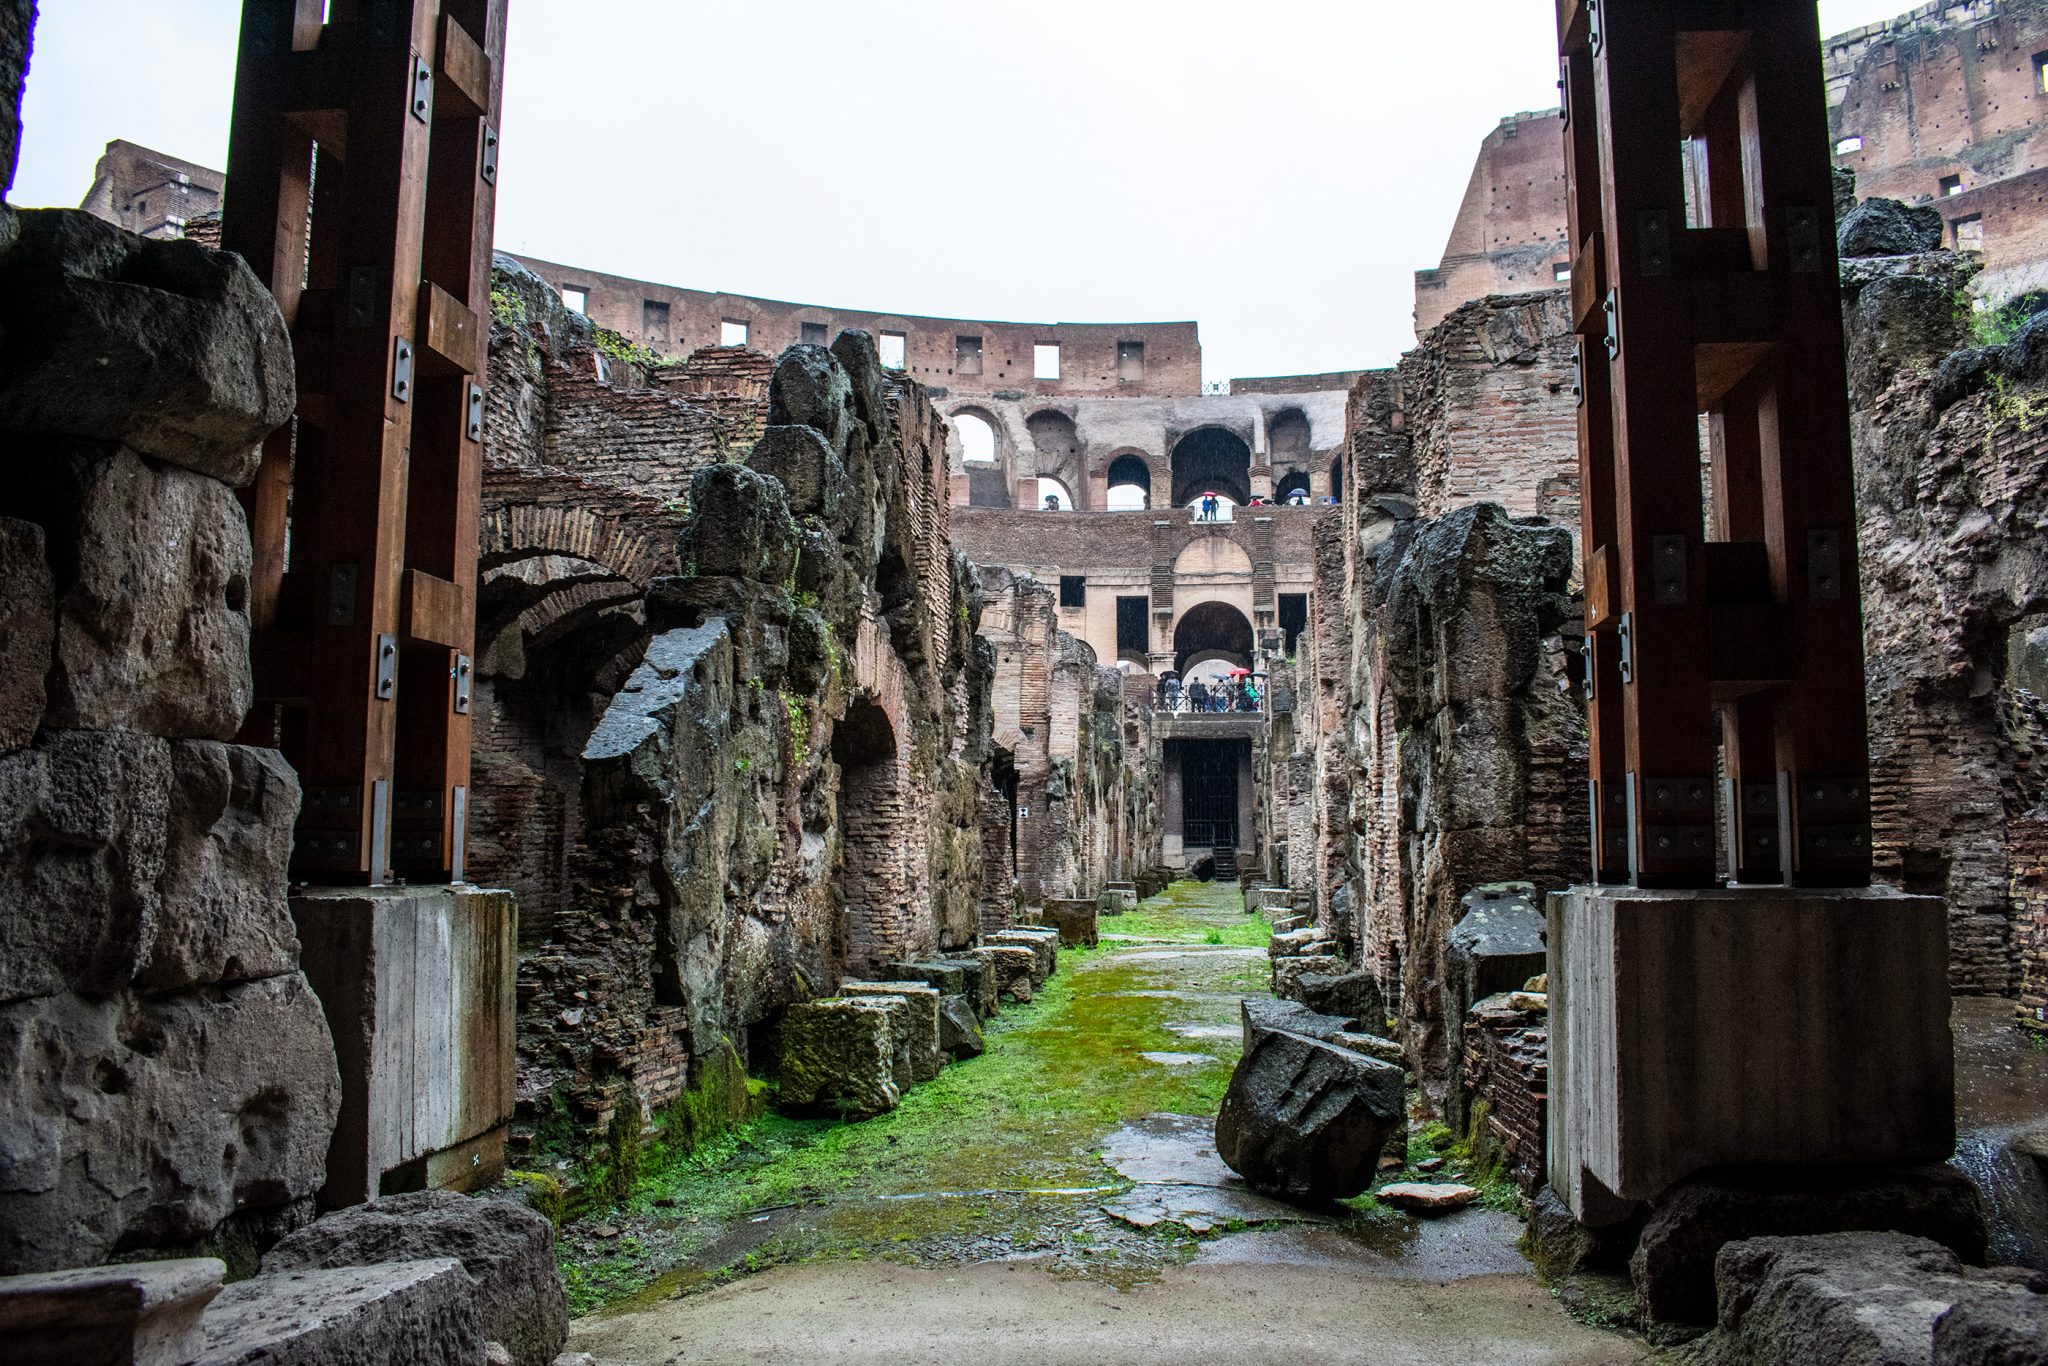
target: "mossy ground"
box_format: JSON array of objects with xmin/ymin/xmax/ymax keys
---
[{"xmin": 548, "ymin": 879, "xmax": 1525, "ymax": 1316}]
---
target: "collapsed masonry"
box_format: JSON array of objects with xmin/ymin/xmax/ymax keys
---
[{"xmin": 468, "ymin": 259, "xmax": 1162, "ymax": 1143}]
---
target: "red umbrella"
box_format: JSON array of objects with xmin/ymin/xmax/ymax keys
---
[{"xmin": 1227, "ymin": 667, "xmax": 1252, "ymax": 677}]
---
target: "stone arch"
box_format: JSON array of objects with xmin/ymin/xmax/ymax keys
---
[
  {"xmin": 832, "ymin": 695, "xmax": 909, "ymax": 976},
  {"xmin": 479, "ymin": 499, "xmax": 672, "ymax": 588},
  {"xmin": 1171, "ymin": 426, "xmax": 1251, "ymax": 508},
  {"xmin": 1172, "ymin": 599, "xmax": 1256, "ymax": 675},
  {"xmin": 1037, "ymin": 475, "xmax": 1078, "ymax": 511},
  {"xmin": 1275, "ymin": 470, "xmax": 1312, "ymax": 503},
  {"xmin": 1105, "ymin": 451, "xmax": 1152, "ymax": 510},
  {"xmin": 1027, "ymin": 409, "xmax": 1086, "ymax": 510},
  {"xmin": 1269, "ymin": 407, "xmax": 1312, "ymax": 458}
]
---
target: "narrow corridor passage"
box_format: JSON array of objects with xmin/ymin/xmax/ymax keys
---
[{"xmin": 567, "ymin": 882, "xmax": 1641, "ymax": 1364}]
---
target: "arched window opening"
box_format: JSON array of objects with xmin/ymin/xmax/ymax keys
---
[
  {"xmin": 1106, "ymin": 453, "xmax": 1152, "ymax": 511},
  {"xmin": 1172, "ymin": 600, "xmax": 1255, "ymax": 677},
  {"xmin": 1275, "ymin": 471, "xmax": 1312, "ymax": 505},
  {"xmin": 1170, "ymin": 427, "xmax": 1251, "ymax": 507},
  {"xmin": 832, "ymin": 697, "xmax": 906, "ymax": 975},
  {"xmin": 1269, "ymin": 408, "xmax": 1311, "ymax": 458},
  {"xmin": 1028, "ymin": 409, "xmax": 1085, "ymax": 510},
  {"xmin": 1039, "ymin": 477, "xmax": 1076, "ymax": 511},
  {"xmin": 954, "ymin": 412, "xmax": 997, "ymax": 465}
]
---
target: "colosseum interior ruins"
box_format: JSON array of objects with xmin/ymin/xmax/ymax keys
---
[{"xmin": 2, "ymin": 1, "xmax": 2048, "ymax": 1362}]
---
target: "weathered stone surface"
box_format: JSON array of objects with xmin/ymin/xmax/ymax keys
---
[
  {"xmin": 990, "ymin": 928, "xmax": 1056, "ymax": 985},
  {"xmin": 1299, "ymin": 968, "xmax": 1386, "ymax": 1028},
  {"xmin": 0, "ymin": 210, "xmax": 294, "ymax": 484},
  {"xmin": 1847, "ymin": 273, "xmax": 1969, "ymax": 406},
  {"xmin": 1632, "ymin": 1164, "xmax": 1988, "ymax": 1325},
  {"xmin": 0, "ymin": 1255, "xmax": 222, "ymax": 1365},
  {"xmin": 678, "ymin": 462, "xmax": 796, "ymax": 585},
  {"xmin": 1, "ymin": 1, "xmax": 30, "ymax": 199},
  {"xmin": 939, "ymin": 954, "xmax": 996, "ymax": 1018},
  {"xmin": 883, "ymin": 960, "xmax": 965, "ymax": 997},
  {"xmin": 1214, "ymin": 1027, "xmax": 1405, "ymax": 1201},
  {"xmin": 0, "ymin": 517, "xmax": 51, "ymax": 754},
  {"xmin": 747, "ymin": 424, "xmax": 844, "ymax": 518},
  {"xmin": 974, "ymin": 945, "xmax": 1036, "ymax": 1003},
  {"xmin": 1272, "ymin": 953, "xmax": 1342, "ymax": 1002},
  {"xmin": 0, "ymin": 972, "xmax": 341, "ymax": 1275},
  {"xmin": 1839, "ymin": 197, "xmax": 1947, "ymax": 257},
  {"xmin": 1333, "ymin": 1029, "xmax": 1407, "ymax": 1067},
  {"xmin": 776, "ymin": 998, "xmax": 900, "ymax": 1118},
  {"xmin": 262, "ymin": 1191, "xmax": 566, "ymax": 1366},
  {"xmin": 839, "ymin": 982, "xmax": 942, "ymax": 1084},
  {"xmin": 140, "ymin": 741, "xmax": 301, "ymax": 991},
  {"xmin": 766, "ymin": 344, "xmax": 856, "ymax": 456},
  {"xmin": 1683, "ymin": 1233, "xmax": 2048, "ymax": 1366},
  {"xmin": 1521, "ymin": 1185, "xmax": 1642, "ymax": 1281},
  {"xmin": 21, "ymin": 445, "xmax": 254, "ymax": 739},
  {"xmin": 937, "ymin": 994, "xmax": 984, "ymax": 1060},
  {"xmin": 1443, "ymin": 882, "xmax": 1546, "ymax": 1129},
  {"xmin": 1240, "ymin": 996, "xmax": 1351, "ymax": 1050},
  {"xmin": 1044, "ymin": 897, "xmax": 1098, "ymax": 948},
  {"xmin": 1269, "ymin": 927, "xmax": 1327, "ymax": 958},
  {"xmin": 1376, "ymin": 1182, "xmax": 1481, "ymax": 1214},
  {"xmin": 197, "ymin": 1259, "xmax": 485, "ymax": 1366}
]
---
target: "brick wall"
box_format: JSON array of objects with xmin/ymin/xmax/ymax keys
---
[{"xmin": 1463, "ymin": 993, "xmax": 1549, "ymax": 1192}]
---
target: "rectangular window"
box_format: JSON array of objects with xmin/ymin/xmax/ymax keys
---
[
  {"xmin": 1117, "ymin": 340, "xmax": 1145, "ymax": 382},
  {"xmin": 560, "ymin": 285, "xmax": 588, "ymax": 315},
  {"xmin": 1940, "ymin": 174, "xmax": 1965, "ymax": 197},
  {"xmin": 642, "ymin": 299, "xmax": 670, "ymax": 342},
  {"xmin": 1278, "ymin": 593, "xmax": 1309, "ymax": 657},
  {"xmin": 720, "ymin": 318, "xmax": 750, "ymax": 347},
  {"xmin": 1034, "ymin": 342, "xmax": 1060, "ymax": 381},
  {"xmin": 880, "ymin": 331, "xmax": 907, "ymax": 370},
  {"xmin": 1059, "ymin": 575, "xmax": 1086, "ymax": 609},
  {"xmin": 956, "ymin": 335, "xmax": 983, "ymax": 375},
  {"xmin": 1552, "ymin": 262, "xmax": 1572, "ymax": 283},
  {"xmin": 1834, "ymin": 135, "xmax": 1863, "ymax": 155},
  {"xmin": 2035, "ymin": 51, "xmax": 2048, "ymax": 92},
  {"xmin": 1955, "ymin": 213, "xmax": 1985, "ymax": 253},
  {"xmin": 1116, "ymin": 596, "xmax": 1149, "ymax": 657},
  {"xmin": 800, "ymin": 321, "xmax": 828, "ymax": 346}
]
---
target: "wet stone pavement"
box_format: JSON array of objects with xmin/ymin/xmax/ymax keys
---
[{"xmin": 564, "ymin": 881, "xmax": 1643, "ymax": 1363}]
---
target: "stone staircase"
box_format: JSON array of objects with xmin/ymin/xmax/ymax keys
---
[{"xmin": 1212, "ymin": 847, "xmax": 1239, "ymax": 881}]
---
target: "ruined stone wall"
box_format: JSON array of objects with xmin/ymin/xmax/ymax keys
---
[
  {"xmin": 1413, "ymin": 110, "xmax": 1572, "ymax": 339},
  {"xmin": 1844, "ymin": 245, "xmax": 2048, "ymax": 1006},
  {"xmin": 1399, "ymin": 290, "xmax": 1580, "ymax": 528},
  {"xmin": 0, "ymin": 46, "xmax": 341, "ymax": 1271}
]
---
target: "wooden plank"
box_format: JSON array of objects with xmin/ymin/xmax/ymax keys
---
[
  {"xmin": 435, "ymin": 12, "xmax": 491, "ymax": 117},
  {"xmin": 1674, "ymin": 29, "xmax": 1749, "ymax": 138},
  {"xmin": 416, "ymin": 281, "xmax": 480, "ymax": 375},
  {"xmin": 1585, "ymin": 544, "xmax": 1615, "ymax": 630},
  {"xmin": 1571, "ymin": 231, "xmax": 1606, "ymax": 334},
  {"xmin": 402, "ymin": 569, "xmax": 466, "ymax": 648}
]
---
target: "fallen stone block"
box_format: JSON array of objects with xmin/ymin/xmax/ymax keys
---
[
  {"xmin": 0, "ymin": 972, "xmax": 341, "ymax": 1275},
  {"xmin": 261, "ymin": 1191, "xmax": 566, "ymax": 1366},
  {"xmin": 1215, "ymin": 1027, "xmax": 1405, "ymax": 1202},
  {"xmin": 937, "ymin": 994, "xmax": 985, "ymax": 1060},
  {"xmin": 936, "ymin": 955, "xmax": 996, "ymax": 1019},
  {"xmin": 883, "ymin": 960, "xmax": 966, "ymax": 998},
  {"xmin": 1044, "ymin": 898, "xmax": 1099, "ymax": 948},
  {"xmin": 1376, "ymin": 1182, "xmax": 1481, "ymax": 1215},
  {"xmin": 1268, "ymin": 913, "xmax": 1310, "ymax": 934},
  {"xmin": 1268, "ymin": 927, "xmax": 1330, "ymax": 959},
  {"xmin": 0, "ymin": 1256, "xmax": 222, "ymax": 1365},
  {"xmin": 196, "ymin": 1258, "xmax": 484, "ymax": 1365},
  {"xmin": 1334, "ymin": 1030, "xmax": 1406, "ymax": 1067},
  {"xmin": 840, "ymin": 982, "xmax": 942, "ymax": 1084},
  {"xmin": 1839, "ymin": 197, "xmax": 1947, "ymax": 258},
  {"xmin": 1632, "ymin": 1164, "xmax": 1988, "ymax": 1326},
  {"xmin": 1299, "ymin": 967, "xmax": 1386, "ymax": 1029},
  {"xmin": 973, "ymin": 945, "xmax": 1036, "ymax": 1004},
  {"xmin": 776, "ymin": 998, "xmax": 901, "ymax": 1118},
  {"xmin": 990, "ymin": 928, "xmax": 1057, "ymax": 985},
  {"xmin": 0, "ymin": 210, "xmax": 294, "ymax": 484},
  {"xmin": 1241, "ymin": 996, "xmax": 1351, "ymax": 1050},
  {"xmin": 0, "ymin": 518, "xmax": 52, "ymax": 755},
  {"xmin": 1272, "ymin": 953, "xmax": 1343, "ymax": 1003},
  {"xmin": 1686, "ymin": 1232, "xmax": 2047, "ymax": 1366}
]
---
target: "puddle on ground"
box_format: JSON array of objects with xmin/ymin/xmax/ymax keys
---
[
  {"xmin": 1113, "ymin": 948, "xmax": 1265, "ymax": 964},
  {"xmin": 1193, "ymin": 1212, "xmax": 1534, "ymax": 1281},
  {"xmin": 1138, "ymin": 1051, "xmax": 1216, "ymax": 1067},
  {"xmin": 1166, "ymin": 1023, "xmax": 1240, "ymax": 1041}
]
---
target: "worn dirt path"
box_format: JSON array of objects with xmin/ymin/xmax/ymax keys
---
[{"xmin": 566, "ymin": 881, "xmax": 1644, "ymax": 1364}]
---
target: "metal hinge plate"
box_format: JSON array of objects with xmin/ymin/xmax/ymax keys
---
[
  {"xmin": 375, "ymin": 633, "xmax": 398, "ymax": 701},
  {"xmin": 392, "ymin": 336, "xmax": 414, "ymax": 404}
]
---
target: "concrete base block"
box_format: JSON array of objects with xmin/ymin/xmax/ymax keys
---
[
  {"xmin": 1547, "ymin": 885, "xmax": 1952, "ymax": 1220},
  {"xmin": 0, "ymin": 1256, "xmax": 222, "ymax": 1365},
  {"xmin": 291, "ymin": 885, "xmax": 519, "ymax": 1209}
]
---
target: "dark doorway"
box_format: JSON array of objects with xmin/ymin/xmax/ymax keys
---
[
  {"xmin": 1170, "ymin": 426, "xmax": 1252, "ymax": 507},
  {"xmin": 1116, "ymin": 595, "xmax": 1150, "ymax": 660},
  {"xmin": 831, "ymin": 697, "xmax": 903, "ymax": 974},
  {"xmin": 1278, "ymin": 593, "xmax": 1308, "ymax": 656},
  {"xmin": 1179, "ymin": 738, "xmax": 1241, "ymax": 852}
]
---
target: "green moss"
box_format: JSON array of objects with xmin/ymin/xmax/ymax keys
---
[
  {"xmin": 489, "ymin": 285, "xmax": 528, "ymax": 328},
  {"xmin": 602, "ymin": 1090, "xmax": 645, "ymax": 1207},
  {"xmin": 591, "ymin": 323, "xmax": 667, "ymax": 372},
  {"xmin": 782, "ymin": 692, "xmax": 812, "ymax": 760},
  {"xmin": 503, "ymin": 1169, "xmax": 567, "ymax": 1228}
]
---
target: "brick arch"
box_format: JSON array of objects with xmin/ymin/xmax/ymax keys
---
[{"xmin": 480, "ymin": 501, "xmax": 671, "ymax": 588}]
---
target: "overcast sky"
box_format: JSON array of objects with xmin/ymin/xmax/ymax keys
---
[{"xmin": 14, "ymin": 1, "xmax": 1913, "ymax": 382}]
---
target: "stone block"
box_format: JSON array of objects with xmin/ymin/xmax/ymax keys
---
[
  {"xmin": 261, "ymin": 1191, "xmax": 566, "ymax": 1366},
  {"xmin": 0, "ymin": 973, "xmax": 340, "ymax": 1275},
  {"xmin": 1268, "ymin": 927, "xmax": 1329, "ymax": 958},
  {"xmin": 1299, "ymin": 968, "xmax": 1387, "ymax": 1029},
  {"xmin": 0, "ymin": 210, "xmax": 294, "ymax": 484},
  {"xmin": 1839, "ymin": 197, "xmax": 1947, "ymax": 257},
  {"xmin": 1549, "ymin": 886, "xmax": 1954, "ymax": 1218},
  {"xmin": 990, "ymin": 928, "xmax": 1056, "ymax": 985},
  {"xmin": 291, "ymin": 886, "xmax": 519, "ymax": 1208},
  {"xmin": 937, "ymin": 955, "xmax": 996, "ymax": 1019},
  {"xmin": 973, "ymin": 945, "xmax": 1036, "ymax": 1004},
  {"xmin": 196, "ymin": 1259, "xmax": 484, "ymax": 1365},
  {"xmin": 1333, "ymin": 1030, "xmax": 1406, "ymax": 1067},
  {"xmin": 767, "ymin": 344, "xmax": 857, "ymax": 455},
  {"xmin": 0, "ymin": 1256, "xmax": 222, "ymax": 1365},
  {"xmin": 937, "ymin": 994, "xmax": 984, "ymax": 1060},
  {"xmin": 776, "ymin": 998, "xmax": 900, "ymax": 1117},
  {"xmin": 883, "ymin": 960, "xmax": 965, "ymax": 997},
  {"xmin": 1, "ymin": 1, "xmax": 27, "ymax": 198},
  {"xmin": 25, "ymin": 445, "xmax": 254, "ymax": 739},
  {"xmin": 1686, "ymin": 1232, "xmax": 2046, "ymax": 1365},
  {"xmin": 1241, "ymin": 995, "xmax": 1351, "ymax": 1051},
  {"xmin": 747, "ymin": 424, "xmax": 844, "ymax": 518},
  {"xmin": 1520, "ymin": 1185, "xmax": 1641, "ymax": 1282},
  {"xmin": 840, "ymin": 982, "xmax": 942, "ymax": 1084},
  {"xmin": 1215, "ymin": 1027, "xmax": 1406, "ymax": 1201},
  {"xmin": 1632, "ymin": 1164, "xmax": 1988, "ymax": 1326},
  {"xmin": 0, "ymin": 517, "xmax": 51, "ymax": 754},
  {"xmin": 679, "ymin": 462, "xmax": 796, "ymax": 585},
  {"xmin": 1044, "ymin": 898, "xmax": 1099, "ymax": 948},
  {"xmin": 1272, "ymin": 953, "xmax": 1342, "ymax": 1002}
]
